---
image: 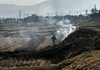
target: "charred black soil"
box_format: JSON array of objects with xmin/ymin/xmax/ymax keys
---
[{"xmin": 0, "ymin": 27, "xmax": 100, "ymax": 70}]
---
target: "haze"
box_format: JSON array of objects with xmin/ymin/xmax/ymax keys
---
[
  {"xmin": 0, "ymin": 0, "xmax": 100, "ymax": 17},
  {"xmin": 0, "ymin": 0, "xmax": 47, "ymax": 6}
]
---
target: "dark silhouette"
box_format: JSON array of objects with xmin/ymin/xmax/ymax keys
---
[{"xmin": 52, "ymin": 35, "xmax": 56, "ymax": 46}]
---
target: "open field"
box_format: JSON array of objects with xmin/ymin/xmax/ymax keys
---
[
  {"xmin": 0, "ymin": 22, "xmax": 60, "ymax": 52},
  {"xmin": 0, "ymin": 20, "xmax": 76, "ymax": 52},
  {"xmin": 0, "ymin": 21, "xmax": 100, "ymax": 70}
]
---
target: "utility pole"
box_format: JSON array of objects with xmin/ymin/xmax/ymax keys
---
[
  {"xmin": 19, "ymin": 11, "xmax": 21, "ymax": 19},
  {"xmin": 56, "ymin": 11, "xmax": 57, "ymax": 16},
  {"xmin": 50, "ymin": 13, "xmax": 52, "ymax": 16},
  {"xmin": 47, "ymin": 12, "xmax": 49, "ymax": 16},
  {"xmin": 94, "ymin": 4, "xmax": 97, "ymax": 13},
  {"xmin": 94, "ymin": 5, "xmax": 96, "ymax": 10},
  {"xmin": 27, "ymin": 13, "xmax": 29, "ymax": 17},
  {"xmin": 85, "ymin": 10, "xmax": 88, "ymax": 16},
  {"xmin": 76, "ymin": 11, "xmax": 78, "ymax": 16},
  {"xmin": 24, "ymin": 13, "xmax": 25, "ymax": 18},
  {"xmin": 55, "ymin": 11, "xmax": 59, "ymax": 16},
  {"xmin": 58, "ymin": 12, "xmax": 59, "ymax": 16},
  {"xmin": 69, "ymin": 11, "xmax": 71, "ymax": 15}
]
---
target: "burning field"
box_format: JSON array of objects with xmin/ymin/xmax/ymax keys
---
[
  {"xmin": 0, "ymin": 26, "xmax": 100, "ymax": 70},
  {"xmin": 0, "ymin": 20, "xmax": 76, "ymax": 52},
  {"xmin": 1, "ymin": 20, "xmax": 100, "ymax": 70}
]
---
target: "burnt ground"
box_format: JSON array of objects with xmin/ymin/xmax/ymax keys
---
[
  {"xmin": 0, "ymin": 22, "xmax": 100, "ymax": 70},
  {"xmin": 0, "ymin": 27, "xmax": 100, "ymax": 70}
]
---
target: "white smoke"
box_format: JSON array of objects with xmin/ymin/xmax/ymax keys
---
[
  {"xmin": 55, "ymin": 19, "xmax": 76, "ymax": 41},
  {"xmin": 0, "ymin": 19, "xmax": 76, "ymax": 51},
  {"xmin": 36, "ymin": 19, "xmax": 76, "ymax": 50}
]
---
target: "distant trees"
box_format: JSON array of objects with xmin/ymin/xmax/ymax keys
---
[
  {"xmin": 89, "ymin": 11, "xmax": 100, "ymax": 20},
  {"xmin": 89, "ymin": 5, "xmax": 100, "ymax": 21},
  {"xmin": 23, "ymin": 14, "xmax": 39, "ymax": 23}
]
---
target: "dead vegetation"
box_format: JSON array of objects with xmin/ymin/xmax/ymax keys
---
[
  {"xmin": 62, "ymin": 50, "xmax": 100, "ymax": 70},
  {"xmin": 0, "ymin": 24, "xmax": 100, "ymax": 70},
  {"xmin": 0, "ymin": 58, "xmax": 51, "ymax": 68}
]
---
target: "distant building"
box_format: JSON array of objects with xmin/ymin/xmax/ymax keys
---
[
  {"xmin": 91, "ymin": 5, "xmax": 99, "ymax": 14},
  {"xmin": 3, "ymin": 18, "xmax": 17, "ymax": 23},
  {"xmin": 23, "ymin": 14, "xmax": 39, "ymax": 23}
]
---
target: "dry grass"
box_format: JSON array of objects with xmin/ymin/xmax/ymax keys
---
[
  {"xmin": 0, "ymin": 22, "xmax": 100, "ymax": 70},
  {"xmin": 0, "ymin": 59, "xmax": 51, "ymax": 68},
  {"xmin": 62, "ymin": 50, "xmax": 100, "ymax": 70}
]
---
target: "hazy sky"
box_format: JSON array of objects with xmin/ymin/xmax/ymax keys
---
[
  {"xmin": 0, "ymin": 0, "xmax": 100, "ymax": 7},
  {"xmin": 0, "ymin": 0, "xmax": 100, "ymax": 17},
  {"xmin": 0, "ymin": 0, "xmax": 47, "ymax": 5}
]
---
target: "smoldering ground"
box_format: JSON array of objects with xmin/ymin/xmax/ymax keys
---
[{"xmin": 0, "ymin": 19, "xmax": 76, "ymax": 52}]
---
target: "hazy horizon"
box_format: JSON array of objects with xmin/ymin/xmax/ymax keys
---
[
  {"xmin": 0, "ymin": 0, "xmax": 47, "ymax": 6},
  {"xmin": 0, "ymin": 0, "xmax": 99, "ymax": 7},
  {"xmin": 0, "ymin": 0, "xmax": 100, "ymax": 18}
]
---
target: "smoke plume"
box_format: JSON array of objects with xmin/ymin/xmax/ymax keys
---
[
  {"xmin": 55, "ymin": 20, "xmax": 76, "ymax": 41},
  {"xmin": 0, "ymin": 19, "xmax": 76, "ymax": 51}
]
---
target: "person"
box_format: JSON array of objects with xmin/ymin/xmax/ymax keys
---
[{"xmin": 52, "ymin": 35, "xmax": 56, "ymax": 46}]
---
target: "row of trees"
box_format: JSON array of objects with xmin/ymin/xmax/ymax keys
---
[{"xmin": 89, "ymin": 5, "xmax": 100, "ymax": 20}]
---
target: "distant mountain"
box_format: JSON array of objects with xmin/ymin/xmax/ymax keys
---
[
  {"xmin": 0, "ymin": 4, "xmax": 23, "ymax": 10},
  {"xmin": 0, "ymin": 4, "xmax": 24, "ymax": 17},
  {"xmin": 0, "ymin": 0, "xmax": 99, "ymax": 18},
  {"xmin": 20, "ymin": 0, "xmax": 69, "ymax": 16},
  {"xmin": 19, "ymin": 0, "xmax": 100, "ymax": 16}
]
